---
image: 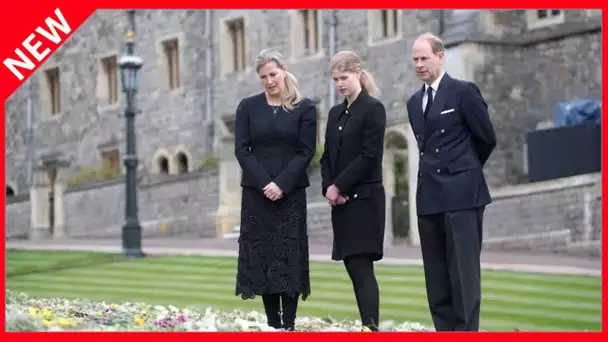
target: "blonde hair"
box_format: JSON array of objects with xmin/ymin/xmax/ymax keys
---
[
  {"xmin": 329, "ymin": 50, "xmax": 378, "ymax": 97},
  {"xmin": 254, "ymin": 48, "xmax": 302, "ymax": 110}
]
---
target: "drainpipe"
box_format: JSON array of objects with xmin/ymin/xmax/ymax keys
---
[
  {"xmin": 26, "ymin": 78, "xmax": 33, "ymax": 187},
  {"xmin": 438, "ymin": 10, "xmax": 445, "ymax": 35},
  {"xmin": 328, "ymin": 10, "xmax": 337, "ymax": 108},
  {"xmin": 204, "ymin": 9, "xmax": 214, "ymax": 154}
]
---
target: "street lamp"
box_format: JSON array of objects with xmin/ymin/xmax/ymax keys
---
[{"xmin": 119, "ymin": 10, "xmax": 145, "ymax": 258}]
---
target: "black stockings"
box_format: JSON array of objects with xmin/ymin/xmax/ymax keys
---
[
  {"xmin": 262, "ymin": 293, "xmax": 299, "ymax": 330},
  {"xmin": 344, "ymin": 255, "xmax": 380, "ymax": 331}
]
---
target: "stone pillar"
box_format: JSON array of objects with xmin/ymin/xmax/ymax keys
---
[
  {"xmin": 51, "ymin": 161, "xmax": 70, "ymax": 238},
  {"xmin": 382, "ymin": 148, "xmax": 395, "ymax": 246},
  {"xmin": 406, "ymin": 124, "xmax": 420, "ymax": 247},
  {"xmin": 215, "ymin": 135, "xmax": 243, "ymax": 238},
  {"xmin": 29, "ymin": 166, "xmax": 51, "ymax": 239}
]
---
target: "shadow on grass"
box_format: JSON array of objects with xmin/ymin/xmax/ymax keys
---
[{"xmin": 6, "ymin": 250, "xmax": 135, "ymax": 278}]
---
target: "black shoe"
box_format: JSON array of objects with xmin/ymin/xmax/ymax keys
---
[
  {"xmin": 266, "ymin": 312, "xmax": 282, "ymax": 329},
  {"xmin": 282, "ymin": 313, "xmax": 296, "ymax": 331}
]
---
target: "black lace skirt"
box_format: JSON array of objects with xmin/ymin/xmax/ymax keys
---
[{"xmin": 235, "ymin": 186, "xmax": 311, "ymax": 301}]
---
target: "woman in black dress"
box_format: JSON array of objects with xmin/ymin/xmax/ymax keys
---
[
  {"xmin": 234, "ymin": 48, "xmax": 318, "ymax": 331},
  {"xmin": 320, "ymin": 50, "xmax": 387, "ymax": 331}
]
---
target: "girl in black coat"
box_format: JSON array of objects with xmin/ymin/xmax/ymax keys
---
[{"xmin": 320, "ymin": 50, "xmax": 387, "ymax": 331}]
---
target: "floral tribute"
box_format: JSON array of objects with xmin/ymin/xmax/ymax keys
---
[{"xmin": 6, "ymin": 291, "xmax": 431, "ymax": 332}]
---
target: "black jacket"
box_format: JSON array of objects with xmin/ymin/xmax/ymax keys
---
[
  {"xmin": 406, "ymin": 73, "xmax": 497, "ymax": 216},
  {"xmin": 234, "ymin": 92, "xmax": 318, "ymax": 195},
  {"xmin": 321, "ymin": 90, "xmax": 387, "ymax": 198}
]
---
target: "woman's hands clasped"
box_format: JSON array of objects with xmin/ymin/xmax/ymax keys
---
[{"xmin": 264, "ymin": 182, "xmax": 284, "ymax": 201}]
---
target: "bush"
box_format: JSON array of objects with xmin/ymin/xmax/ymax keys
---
[
  {"xmin": 67, "ymin": 163, "xmax": 121, "ymax": 185},
  {"xmin": 197, "ymin": 155, "xmax": 220, "ymax": 170},
  {"xmin": 5, "ymin": 290, "xmax": 431, "ymax": 332},
  {"xmin": 310, "ymin": 144, "xmax": 324, "ymax": 166}
]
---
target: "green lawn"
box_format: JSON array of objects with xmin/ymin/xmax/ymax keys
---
[{"xmin": 6, "ymin": 250, "xmax": 602, "ymax": 332}]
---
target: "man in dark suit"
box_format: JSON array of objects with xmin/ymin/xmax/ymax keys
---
[{"xmin": 406, "ymin": 32, "xmax": 497, "ymax": 332}]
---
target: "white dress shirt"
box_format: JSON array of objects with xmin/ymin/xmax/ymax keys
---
[{"xmin": 422, "ymin": 70, "xmax": 446, "ymax": 112}]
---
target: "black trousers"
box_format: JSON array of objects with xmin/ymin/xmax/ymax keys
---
[
  {"xmin": 262, "ymin": 293, "xmax": 299, "ymax": 330},
  {"xmin": 418, "ymin": 207, "xmax": 485, "ymax": 332},
  {"xmin": 343, "ymin": 254, "xmax": 380, "ymax": 331}
]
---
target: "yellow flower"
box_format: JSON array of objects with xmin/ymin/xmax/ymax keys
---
[
  {"xmin": 110, "ymin": 303, "xmax": 117, "ymax": 308},
  {"xmin": 42, "ymin": 319, "xmax": 53, "ymax": 327},
  {"xmin": 28, "ymin": 308, "xmax": 40, "ymax": 316},
  {"xmin": 57, "ymin": 318, "xmax": 76, "ymax": 327},
  {"xmin": 134, "ymin": 315, "xmax": 144, "ymax": 327},
  {"xmin": 42, "ymin": 308, "xmax": 54, "ymax": 320},
  {"xmin": 362, "ymin": 326, "xmax": 372, "ymax": 332}
]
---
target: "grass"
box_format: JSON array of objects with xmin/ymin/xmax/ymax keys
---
[{"xmin": 6, "ymin": 250, "xmax": 602, "ymax": 332}]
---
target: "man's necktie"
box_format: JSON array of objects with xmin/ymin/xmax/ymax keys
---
[{"xmin": 424, "ymin": 86, "xmax": 433, "ymax": 120}]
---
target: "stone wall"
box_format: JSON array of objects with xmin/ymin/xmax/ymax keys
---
[
  {"xmin": 306, "ymin": 173, "xmax": 603, "ymax": 256},
  {"xmin": 5, "ymin": 170, "xmax": 601, "ymax": 257},
  {"xmin": 6, "ymin": 194, "xmax": 31, "ymax": 239},
  {"xmin": 484, "ymin": 174, "xmax": 602, "ymax": 244},
  {"xmin": 62, "ymin": 179, "xmax": 124, "ymax": 238},
  {"xmin": 7, "ymin": 169, "xmax": 220, "ymax": 240},
  {"xmin": 475, "ymin": 30, "xmax": 602, "ymax": 186}
]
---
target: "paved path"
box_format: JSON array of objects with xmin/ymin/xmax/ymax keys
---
[{"xmin": 5, "ymin": 237, "xmax": 602, "ymax": 277}]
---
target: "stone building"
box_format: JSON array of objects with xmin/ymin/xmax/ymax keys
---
[{"xmin": 4, "ymin": 10, "xmax": 602, "ymax": 253}]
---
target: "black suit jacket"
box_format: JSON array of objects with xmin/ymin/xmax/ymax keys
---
[
  {"xmin": 234, "ymin": 92, "xmax": 318, "ymax": 195},
  {"xmin": 320, "ymin": 90, "xmax": 387, "ymax": 198},
  {"xmin": 406, "ymin": 73, "xmax": 497, "ymax": 216}
]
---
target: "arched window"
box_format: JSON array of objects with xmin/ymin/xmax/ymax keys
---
[
  {"xmin": 176, "ymin": 152, "xmax": 189, "ymax": 173},
  {"xmin": 6, "ymin": 186, "xmax": 15, "ymax": 197},
  {"xmin": 158, "ymin": 156, "xmax": 169, "ymax": 174}
]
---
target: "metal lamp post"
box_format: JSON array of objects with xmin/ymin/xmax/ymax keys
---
[{"xmin": 119, "ymin": 10, "xmax": 145, "ymax": 258}]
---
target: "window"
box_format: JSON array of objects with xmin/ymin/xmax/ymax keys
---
[
  {"xmin": 101, "ymin": 55, "xmax": 118, "ymax": 105},
  {"xmin": 526, "ymin": 9, "xmax": 565, "ymax": 30},
  {"xmin": 158, "ymin": 156, "xmax": 169, "ymax": 174},
  {"xmin": 101, "ymin": 149, "xmax": 121, "ymax": 175},
  {"xmin": 296, "ymin": 10, "xmax": 320, "ymax": 56},
  {"xmin": 227, "ymin": 18, "xmax": 246, "ymax": 73},
  {"xmin": 6, "ymin": 186, "xmax": 15, "ymax": 197},
  {"xmin": 381, "ymin": 10, "xmax": 399, "ymax": 39},
  {"xmin": 369, "ymin": 10, "xmax": 400, "ymax": 43},
  {"xmin": 536, "ymin": 9, "xmax": 561, "ymax": 19},
  {"xmin": 175, "ymin": 152, "xmax": 189, "ymax": 173},
  {"xmin": 45, "ymin": 67, "xmax": 61, "ymax": 115},
  {"xmin": 162, "ymin": 38, "xmax": 180, "ymax": 89}
]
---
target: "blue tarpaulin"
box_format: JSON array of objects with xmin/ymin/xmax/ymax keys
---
[{"xmin": 554, "ymin": 99, "xmax": 602, "ymax": 127}]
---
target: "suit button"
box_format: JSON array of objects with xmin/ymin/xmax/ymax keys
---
[
  {"xmin": 353, "ymin": 194, "xmax": 358, "ymax": 199},
  {"xmin": 420, "ymin": 152, "xmax": 424, "ymax": 156},
  {"xmin": 339, "ymin": 126, "xmax": 343, "ymax": 130},
  {"xmin": 435, "ymin": 148, "xmax": 439, "ymax": 153},
  {"xmin": 436, "ymin": 169, "xmax": 441, "ymax": 173},
  {"xmin": 440, "ymin": 129, "xmax": 445, "ymax": 134},
  {"xmin": 345, "ymin": 110, "xmax": 349, "ymax": 114}
]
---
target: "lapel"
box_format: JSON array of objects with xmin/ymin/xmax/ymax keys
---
[
  {"xmin": 409, "ymin": 85, "xmax": 425, "ymax": 140},
  {"xmin": 423, "ymin": 73, "xmax": 452, "ymax": 146}
]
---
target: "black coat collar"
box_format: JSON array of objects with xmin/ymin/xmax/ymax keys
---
[{"xmin": 337, "ymin": 89, "xmax": 373, "ymax": 116}]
